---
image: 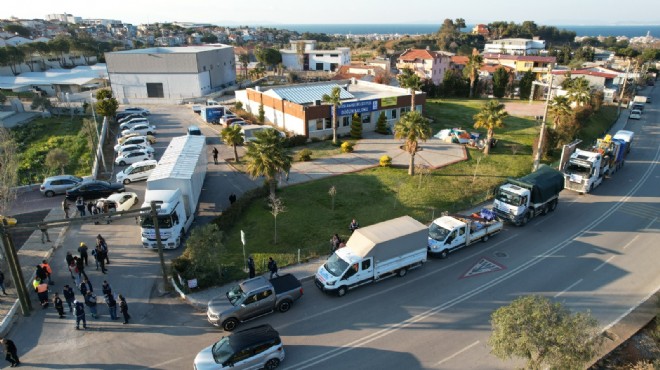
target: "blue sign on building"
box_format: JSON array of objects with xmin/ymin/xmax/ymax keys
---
[{"xmin": 336, "ymin": 99, "xmax": 379, "ymax": 116}]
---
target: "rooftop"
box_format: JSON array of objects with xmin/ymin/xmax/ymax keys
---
[
  {"xmin": 261, "ymin": 80, "xmax": 413, "ymax": 106},
  {"xmin": 0, "ymin": 64, "xmax": 108, "ymax": 90},
  {"xmin": 110, "ymin": 45, "xmax": 231, "ymax": 54}
]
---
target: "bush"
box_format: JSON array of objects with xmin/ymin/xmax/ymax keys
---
[
  {"xmin": 574, "ymin": 105, "xmax": 593, "ymax": 125},
  {"xmin": 214, "ymin": 186, "xmax": 269, "ymax": 231},
  {"xmin": 284, "ymin": 135, "xmax": 308, "ymax": 148},
  {"xmin": 310, "ymin": 137, "xmax": 322, "ymax": 143},
  {"xmin": 234, "ymin": 101, "xmax": 243, "ymax": 111},
  {"xmin": 350, "ymin": 113, "xmax": 362, "ymax": 139},
  {"xmin": 341, "ymin": 141, "xmax": 355, "ymax": 153},
  {"xmin": 379, "ymin": 155, "xmax": 392, "ymax": 167},
  {"xmin": 375, "ymin": 111, "xmax": 389, "ymax": 134},
  {"xmin": 297, "ymin": 148, "xmax": 313, "ymax": 161}
]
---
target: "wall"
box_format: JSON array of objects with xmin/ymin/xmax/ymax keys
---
[{"xmin": 109, "ymin": 72, "xmax": 205, "ymax": 104}]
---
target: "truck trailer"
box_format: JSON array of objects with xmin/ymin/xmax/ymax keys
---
[
  {"xmin": 492, "ymin": 165, "xmax": 564, "ymax": 225},
  {"xmin": 315, "ymin": 216, "xmax": 427, "ymax": 297},
  {"xmin": 140, "ymin": 135, "xmax": 207, "ymax": 249}
]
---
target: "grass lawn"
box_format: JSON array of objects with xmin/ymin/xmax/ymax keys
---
[{"xmin": 11, "ymin": 117, "xmax": 93, "ymax": 184}]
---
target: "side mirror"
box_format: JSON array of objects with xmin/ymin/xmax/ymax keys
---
[{"xmin": 240, "ymin": 304, "xmax": 246, "ymax": 308}]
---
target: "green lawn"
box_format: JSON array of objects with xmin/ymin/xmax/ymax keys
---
[{"xmin": 11, "ymin": 117, "xmax": 93, "ymax": 184}]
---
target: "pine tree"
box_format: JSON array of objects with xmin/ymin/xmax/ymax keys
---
[
  {"xmin": 350, "ymin": 113, "xmax": 362, "ymax": 139},
  {"xmin": 375, "ymin": 111, "xmax": 389, "ymax": 134}
]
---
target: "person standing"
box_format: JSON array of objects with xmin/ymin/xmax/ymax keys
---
[
  {"xmin": 76, "ymin": 197, "xmax": 85, "ymax": 217},
  {"xmin": 105, "ymin": 294, "xmax": 118, "ymax": 321},
  {"xmin": 37, "ymin": 280, "xmax": 49, "ymax": 309},
  {"xmin": 65, "ymin": 252, "xmax": 75, "ymax": 280},
  {"xmin": 0, "ymin": 270, "xmax": 7, "ymax": 295},
  {"xmin": 63, "ymin": 285, "xmax": 75, "ymax": 313},
  {"xmin": 74, "ymin": 256, "xmax": 88, "ymax": 282},
  {"xmin": 39, "ymin": 224, "xmax": 51, "ymax": 243},
  {"xmin": 86, "ymin": 201, "xmax": 94, "ymax": 217},
  {"xmin": 79, "ymin": 278, "xmax": 93, "ymax": 296},
  {"xmin": 212, "ymin": 147, "xmax": 219, "ymax": 165},
  {"xmin": 349, "ymin": 219, "xmax": 359, "ymax": 234},
  {"xmin": 62, "ymin": 198, "xmax": 70, "ymax": 219},
  {"xmin": 118, "ymin": 294, "xmax": 130, "ymax": 324},
  {"xmin": 35, "ymin": 265, "xmax": 47, "ymax": 283},
  {"xmin": 40, "ymin": 260, "xmax": 53, "ymax": 285},
  {"xmin": 78, "ymin": 242, "xmax": 89, "ymax": 267},
  {"xmin": 1, "ymin": 338, "xmax": 19, "ymax": 368},
  {"xmin": 247, "ymin": 256, "xmax": 255, "ymax": 279},
  {"xmin": 74, "ymin": 300, "xmax": 87, "ymax": 330},
  {"xmin": 97, "ymin": 235, "xmax": 109, "ymax": 265},
  {"xmin": 229, "ymin": 193, "xmax": 237, "ymax": 204},
  {"xmin": 53, "ymin": 293, "xmax": 65, "ymax": 318},
  {"xmin": 101, "ymin": 281, "xmax": 112, "ymax": 297},
  {"xmin": 85, "ymin": 292, "xmax": 98, "ymax": 319},
  {"xmin": 267, "ymin": 257, "xmax": 279, "ymax": 279}
]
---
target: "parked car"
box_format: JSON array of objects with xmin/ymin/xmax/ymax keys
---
[
  {"xmin": 116, "ymin": 111, "xmax": 147, "ymax": 120},
  {"xmin": 119, "ymin": 118, "xmax": 149, "ymax": 130},
  {"xmin": 97, "ymin": 192, "xmax": 139, "ymax": 212},
  {"xmin": 121, "ymin": 124, "xmax": 156, "ymax": 137},
  {"xmin": 115, "ymin": 150, "xmax": 153, "ymax": 166},
  {"xmin": 194, "ymin": 324, "xmax": 285, "ymax": 370},
  {"xmin": 40, "ymin": 175, "xmax": 85, "ymax": 197},
  {"xmin": 115, "ymin": 160, "xmax": 157, "ymax": 184},
  {"xmin": 66, "ymin": 181, "xmax": 125, "ymax": 200},
  {"xmin": 629, "ymin": 109, "xmax": 642, "ymax": 120},
  {"xmin": 116, "ymin": 134, "xmax": 156, "ymax": 146},
  {"xmin": 187, "ymin": 125, "xmax": 202, "ymax": 136},
  {"xmin": 122, "ymin": 107, "xmax": 150, "ymax": 115},
  {"xmin": 225, "ymin": 117, "xmax": 246, "ymax": 127},
  {"xmin": 117, "ymin": 114, "xmax": 145, "ymax": 124},
  {"xmin": 116, "ymin": 144, "xmax": 154, "ymax": 156}
]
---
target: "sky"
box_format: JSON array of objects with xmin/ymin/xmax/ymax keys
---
[{"xmin": 2, "ymin": 0, "xmax": 659, "ymax": 26}]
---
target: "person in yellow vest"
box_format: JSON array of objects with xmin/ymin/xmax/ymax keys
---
[{"xmin": 37, "ymin": 281, "xmax": 49, "ymax": 309}]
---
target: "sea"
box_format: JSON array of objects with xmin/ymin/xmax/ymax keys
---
[{"xmin": 261, "ymin": 24, "xmax": 660, "ymax": 38}]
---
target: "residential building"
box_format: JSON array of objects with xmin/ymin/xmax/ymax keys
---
[
  {"xmin": 551, "ymin": 69, "xmax": 618, "ymax": 103},
  {"xmin": 46, "ymin": 13, "xmax": 81, "ymax": 24},
  {"xmin": 396, "ymin": 48, "xmax": 452, "ymax": 85},
  {"xmin": 235, "ymin": 79, "xmax": 424, "ymax": 138},
  {"xmin": 105, "ymin": 45, "xmax": 236, "ymax": 104},
  {"xmin": 482, "ymin": 54, "xmax": 556, "ymax": 79},
  {"xmin": 471, "ymin": 24, "xmax": 490, "ymax": 38},
  {"xmin": 483, "ymin": 38, "xmax": 545, "ymax": 55},
  {"xmin": 280, "ymin": 40, "xmax": 351, "ymax": 72}
]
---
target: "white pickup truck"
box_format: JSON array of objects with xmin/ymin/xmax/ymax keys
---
[{"xmin": 428, "ymin": 212, "xmax": 503, "ymax": 258}]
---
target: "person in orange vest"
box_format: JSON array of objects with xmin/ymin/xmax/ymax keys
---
[
  {"xmin": 37, "ymin": 281, "xmax": 49, "ymax": 309},
  {"xmin": 40, "ymin": 259, "xmax": 53, "ymax": 285}
]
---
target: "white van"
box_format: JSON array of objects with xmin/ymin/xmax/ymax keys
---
[
  {"xmin": 116, "ymin": 160, "xmax": 157, "ymax": 184},
  {"xmin": 241, "ymin": 125, "xmax": 284, "ymax": 143}
]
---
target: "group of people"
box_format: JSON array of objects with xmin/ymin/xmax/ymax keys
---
[
  {"xmin": 245, "ymin": 256, "xmax": 280, "ymax": 279},
  {"xmin": 328, "ymin": 219, "xmax": 359, "ymax": 253},
  {"xmin": 66, "ymin": 197, "xmax": 112, "ymax": 222}
]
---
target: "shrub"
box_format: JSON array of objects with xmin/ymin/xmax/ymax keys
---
[
  {"xmin": 574, "ymin": 105, "xmax": 593, "ymax": 125},
  {"xmin": 284, "ymin": 135, "xmax": 308, "ymax": 148},
  {"xmin": 214, "ymin": 186, "xmax": 269, "ymax": 231},
  {"xmin": 297, "ymin": 148, "xmax": 313, "ymax": 161},
  {"xmin": 234, "ymin": 101, "xmax": 243, "ymax": 111},
  {"xmin": 350, "ymin": 113, "xmax": 362, "ymax": 139},
  {"xmin": 379, "ymin": 155, "xmax": 392, "ymax": 167},
  {"xmin": 310, "ymin": 137, "xmax": 322, "ymax": 143},
  {"xmin": 341, "ymin": 141, "xmax": 355, "ymax": 153},
  {"xmin": 375, "ymin": 111, "xmax": 389, "ymax": 134}
]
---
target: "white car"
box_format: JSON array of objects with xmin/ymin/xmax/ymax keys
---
[
  {"xmin": 115, "ymin": 150, "xmax": 153, "ymax": 166},
  {"xmin": 117, "ymin": 133, "xmax": 156, "ymax": 146},
  {"xmin": 117, "ymin": 144, "xmax": 155, "ymax": 156},
  {"xmin": 98, "ymin": 192, "xmax": 139, "ymax": 212},
  {"xmin": 116, "ymin": 160, "xmax": 157, "ymax": 184},
  {"xmin": 117, "ymin": 114, "xmax": 145, "ymax": 124},
  {"xmin": 123, "ymin": 107, "xmax": 150, "ymax": 115},
  {"xmin": 114, "ymin": 136, "xmax": 152, "ymax": 151},
  {"xmin": 121, "ymin": 124, "xmax": 156, "ymax": 137},
  {"xmin": 119, "ymin": 118, "xmax": 149, "ymax": 130},
  {"xmin": 629, "ymin": 109, "xmax": 642, "ymax": 120}
]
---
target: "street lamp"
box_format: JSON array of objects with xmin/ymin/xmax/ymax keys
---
[{"xmin": 532, "ymin": 72, "xmax": 554, "ymax": 172}]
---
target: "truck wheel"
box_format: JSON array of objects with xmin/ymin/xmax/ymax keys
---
[
  {"xmin": 542, "ymin": 205, "xmax": 549, "ymax": 216},
  {"xmin": 440, "ymin": 249, "xmax": 449, "ymax": 259},
  {"xmin": 264, "ymin": 358, "xmax": 281, "ymax": 370},
  {"xmin": 278, "ymin": 300, "xmax": 292, "ymax": 313},
  {"xmin": 222, "ymin": 318, "xmax": 239, "ymax": 331},
  {"xmin": 549, "ymin": 199, "xmax": 558, "ymax": 212},
  {"xmin": 482, "ymin": 234, "xmax": 489, "ymax": 242},
  {"xmin": 397, "ymin": 268, "xmax": 407, "ymax": 277},
  {"xmin": 520, "ymin": 213, "xmax": 530, "ymax": 226},
  {"xmin": 337, "ymin": 286, "xmax": 347, "ymax": 297}
]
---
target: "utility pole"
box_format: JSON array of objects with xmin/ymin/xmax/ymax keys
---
[
  {"xmin": 617, "ymin": 59, "xmax": 631, "ymax": 115},
  {"xmin": 533, "ymin": 73, "xmax": 554, "ymax": 172},
  {"xmin": 150, "ymin": 201, "xmax": 169, "ymax": 289},
  {"xmin": 0, "ymin": 219, "xmax": 32, "ymax": 316}
]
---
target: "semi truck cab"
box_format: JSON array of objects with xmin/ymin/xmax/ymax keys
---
[
  {"xmin": 563, "ymin": 149, "xmax": 604, "ymax": 193},
  {"xmin": 140, "ymin": 189, "xmax": 186, "ymax": 249},
  {"xmin": 493, "ymin": 183, "xmax": 531, "ymax": 222}
]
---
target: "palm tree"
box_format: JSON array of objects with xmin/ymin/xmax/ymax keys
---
[
  {"xmin": 397, "ymin": 68, "xmax": 423, "ymax": 111},
  {"xmin": 567, "ymin": 77, "xmax": 591, "ymax": 107},
  {"xmin": 322, "ymin": 86, "xmax": 342, "ymax": 144},
  {"xmin": 548, "ymin": 95, "xmax": 572, "ymax": 128},
  {"xmin": 394, "ymin": 111, "xmax": 431, "ymax": 176},
  {"xmin": 238, "ymin": 52, "xmax": 249, "ymax": 79},
  {"xmin": 473, "ymin": 100, "xmax": 508, "ymax": 155},
  {"xmin": 221, "ymin": 125, "xmax": 244, "ymax": 163},
  {"xmin": 464, "ymin": 51, "xmax": 483, "ymax": 99},
  {"xmin": 244, "ymin": 129, "xmax": 292, "ymax": 197}
]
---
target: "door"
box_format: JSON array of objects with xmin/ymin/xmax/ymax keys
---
[
  {"xmin": 240, "ymin": 290, "xmax": 273, "ymax": 320},
  {"xmin": 354, "ymin": 258, "xmax": 373, "ymax": 282},
  {"xmin": 452, "ymin": 226, "xmax": 467, "ymax": 248}
]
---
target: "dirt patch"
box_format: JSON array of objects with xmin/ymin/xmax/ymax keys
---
[
  {"xmin": 503, "ymin": 101, "xmax": 546, "ymax": 118},
  {"xmin": 591, "ymin": 319, "xmax": 660, "ymax": 369}
]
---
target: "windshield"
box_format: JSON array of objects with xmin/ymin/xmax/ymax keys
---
[
  {"xmin": 140, "ymin": 215, "xmax": 173, "ymax": 229},
  {"xmin": 324, "ymin": 253, "xmax": 349, "ymax": 277},
  {"xmin": 226, "ymin": 285, "xmax": 245, "ymax": 306},
  {"xmin": 211, "ymin": 337, "xmax": 234, "ymax": 364},
  {"xmin": 495, "ymin": 189, "xmax": 522, "ymax": 206},
  {"xmin": 564, "ymin": 162, "xmax": 590, "ymax": 175},
  {"xmin": 428, "ymin": 223, "xmax": 451, "ymax": 242}
]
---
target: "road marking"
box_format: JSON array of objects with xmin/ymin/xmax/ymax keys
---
[
  {"xmin": 622, "ymin": 235, "xmax": 640, "ymax": 250},
  {"xmin": 141, "ymin": 356, "xmax": 186, "ymax": 369},
  {"xmin": 434, "ymin": 340, "xmax": 480, "ymax": 366},
  {"xmin": 460, "ymin": 258, "xmax": 505, "ymax": 279},
  {"xmin": 601, "ymin": 282, "xmax": 660, "ymax": 333},
  {"xmin": 284, "ymin": 141, "xmax": 660, "ymax": 370},
  {"xmin": 593, "ymin": 256, "xmax": 615, "ymax": 271},
  {"xmin": 554, "ymin": 279, "xmax": 583, "ymax": 298}
]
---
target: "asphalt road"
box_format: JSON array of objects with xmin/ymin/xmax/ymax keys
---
[{"xmin": 5, "ymin": 94, "xmax": 659, "ymax": 369}]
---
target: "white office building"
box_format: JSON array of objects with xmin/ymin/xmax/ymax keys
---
[
  {"xmin": 483, "ymin": 38, "xmax": 546, "ymax": 55},
  {"xmin": 280, "ymin": 40, "xmax": 351, "ymax": 72}
]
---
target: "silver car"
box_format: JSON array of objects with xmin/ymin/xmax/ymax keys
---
[{"xmin": 40, "ymin": 175, "xmax": 84, "ymax": 197}]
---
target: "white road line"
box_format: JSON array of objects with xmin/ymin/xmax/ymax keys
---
[
  {"xmin": 593, "ymin": 256, "xmax": 615, "ymax": 271},
  {"xmin": 644, "ymin": 216, "xmax": 658, "ymax": 230},
  {"xmin": 285, "ymin": 143, "xmax": 660, "ymax": 370},
  {"xmin": 601, "ymin": 283, "xmax": 660, "ymax": 333},
  {"xmin": 554, "ymin": 278, "xmax": 583, "ymax": 298},
  {"xmin": 565, "ymin": 196, "xmax": 581, "ymax": 207},
  {"xmin": 141, "ymin": 357, "xmax": 186, "ymax": 369},
  {"xmin": 434, "ymin": 341, "xmax": 480, "ymax": 366},
  {"xmin": 622, "ymin": 235, "xmax": 640, "ymax": 250}
]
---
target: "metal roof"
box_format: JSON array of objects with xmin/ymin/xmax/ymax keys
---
[
  {"xmin": 267, "ymin": 83, "xmax": 354, "ymax": 105},
  {"xmin": 0, "ymin": 64, "xmax": 108, "ymax": 90},
  {"xmin": 149, "ymin": 135, "xmax": 206, "ymax": 181}
]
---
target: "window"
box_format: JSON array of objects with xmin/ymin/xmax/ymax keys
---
[
  {"xmin": 361, "ymin": 113, "xmax": 371, "ymax": 124},
  {"xmin": 316, "ymin": 54, "xmax": 323, "ymax": 57},
  {"xmin": 458, "ymin": 227, "xmax": 465, "ymax": 236},
  {"xmin": 330, "ymin": 54, "xmax": 338, "ymax": 57},
  {"xmin": 324, "ymin": 118, "xmax": 332, "ymax": 130},
  {"xmin": 245, "ymin": 294, "xmax": 259, "ymax": 304},
  {"xmin": 316, "ymin": 62, "xmax": 323, "ymax": 70},
  {"xmin": 361, "ymin": 259, "xmax": 371, "ymax": 270},
  {"xmin": 231, "ymin": 349, "xmax": 253, "ymax": 363},
  {"xmin": 257, "ymin": 290, "xmax": 273, "ymax": 301},
  {"xmin": 391, "ymin": 109, "xmax": 397, "ymax": 119},
  {"xmin": 342, "ymin": 116, "xmax": 350, "ymax": 127},
  {"xmin": 146, "ymin": 83, "xmax": 164, "ymax": 98}
]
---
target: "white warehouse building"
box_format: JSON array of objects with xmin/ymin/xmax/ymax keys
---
[
  {"xmin": 280, "ymin": 40, "xmax": 351, "ymax": 72},
  {"xmin": 105, "ymin": 45, "xmax": 236, "ymax": 104}
]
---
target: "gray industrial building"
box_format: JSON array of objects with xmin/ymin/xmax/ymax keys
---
[{"xmin": 105, "ymin": 45, "xmax": 236, "ymax": 104}]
